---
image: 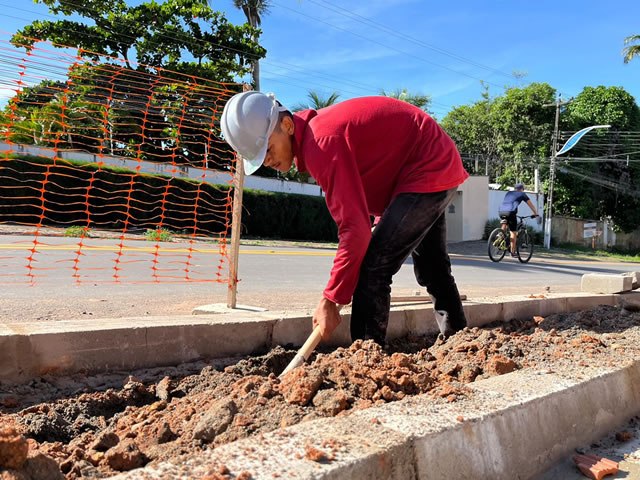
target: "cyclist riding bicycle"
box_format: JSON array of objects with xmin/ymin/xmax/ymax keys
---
[{"xmin": 498, "ymin": 183, "xmax": 539, "ymax": 257}]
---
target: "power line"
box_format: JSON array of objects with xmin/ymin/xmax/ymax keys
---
[
  {"xmin": 270, "ymin": 1, "xmax": 506, "ymax": 89},
  {"xmin": 308, "ymin": 0, "xmax": 517, "ymax": 80},
  {"xmin": 558, "ymin": 163, "xmax": 640, "ymax": 198},
  {"xmin": 0, "ymin": 3, "xmax": 458, "ymax": 110}
]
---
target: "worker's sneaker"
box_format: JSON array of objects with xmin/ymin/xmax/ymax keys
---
[
  {"xmin": 433, "ymin": 309, "xmax": 457, "ymax": 339},
  {"xmin": 511, "ymin": 252, "xmax": 518, "ymax": 257},
  {"xmin": 430, "ymin": 294, "xmax": 467, "ymax": 339}
]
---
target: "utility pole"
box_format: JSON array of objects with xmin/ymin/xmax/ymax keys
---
[
  {"xmin": 542, "ymin": 97, "xmax": 610, "ymax": 250},
  {"xmin": 543, "ymin": 95, "xmax": 571, "ymax": 249}
]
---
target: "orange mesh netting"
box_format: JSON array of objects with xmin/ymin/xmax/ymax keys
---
[{"xmin": 0, "ymin": 37, "xmax": 242, "ymax": 285}]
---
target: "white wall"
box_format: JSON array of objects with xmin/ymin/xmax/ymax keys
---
[
  {"xmin": 461, "ymin": 176, "xmax": 489, "ymax": 240},
  {"xmin": 446, "ymin": 190, "xmax": 464, "ymax": 242},
  {"xmin": 0, "ymin": 142, "xmax": 323, "ymax": 197},
  {"xmin": 445, "ymin": 176, "xmax": 489, "ymax": 242}
]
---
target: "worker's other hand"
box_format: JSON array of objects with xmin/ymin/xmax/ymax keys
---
[{"xmin": 312, "ymin": 297, "xmax": 342, "ymax": 340}]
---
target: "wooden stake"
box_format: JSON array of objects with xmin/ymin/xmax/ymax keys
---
[{"xmin": 227, "ymin": 156, "xmax": 245, "ymax": 309}]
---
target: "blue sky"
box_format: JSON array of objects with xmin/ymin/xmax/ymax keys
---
[{"xmin": 1, "ymin": 0, "xmax": 639, "ymax": 119}]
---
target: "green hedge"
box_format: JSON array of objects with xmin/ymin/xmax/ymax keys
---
[
  {"xmin": 242, "ymin": 188, "xmax": 337, "ymax": 241},
  {"xmin": 0, "ymin": 156, "xmax": 337, "ymax": 242}
]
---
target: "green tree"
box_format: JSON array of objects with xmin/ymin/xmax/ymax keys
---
[
  {"xmin": 291, "ymin": 91, "xmax": 341, "ymax": 112},
  {"xmin": 232, "ymin": 0, "xmax": 270, "ymax": 90},
  {"xmin": 8, "ymin": 0, "xmax": 262, "ymax": 170},
  {"xmin": 12, "ymin": 0, "xmax": 265, "ymax": 81},
  {"xmin": 556, "ymin": 86, "xmax": 640, "ymax": 232},
  {"xmin": 440, "ymin": 82, "xmax": 555, "ymax": 186},
  {"xmin": 440, "ymin": 84, "xmax": 500, "ymax": 176},
  {"xmin": 380, "ymin": 88, "xmax": 431, "ymax": 113},
  {"xmin": 566, "ymin": 86, "xmax": 640, "ymax": 131},
  {"xmin": 490, "ymin": 82, "xmax": 556, "ymax": 186},
  {"xmin": 623, "ymin": 34, "xmax": 640, "ymax": 63}
]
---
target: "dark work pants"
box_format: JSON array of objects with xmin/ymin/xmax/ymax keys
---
[{"xmin": 350, "ymin": 189, "xmax": 467, "ymax": 344}]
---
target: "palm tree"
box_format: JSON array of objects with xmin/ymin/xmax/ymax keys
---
[
  {"xmin": 380, "ymin": 88, "xmax": 432, "ymax": 113},
  {"xmin": 291, "ymin": 91, "xmax": 341, "ymax": 112},
  {"xmin": 233, "ymin": 1, "xmax": 270, "ymax": 90},
  {"xmin": 623, "ymin": 34, "xmax": 640, "ymax": 63}
]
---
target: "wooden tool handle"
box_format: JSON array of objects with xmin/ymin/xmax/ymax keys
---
[
  {"xmin": 279, "ymin": 326, "xmax": 323, "ymax": 377},
  {"xmin": 298, "ymin": 325, "xmax": 323, "ymax": 361},
  {"xmin": 279, "ymin": 305, "xmax": 345, "ymax": 377}
]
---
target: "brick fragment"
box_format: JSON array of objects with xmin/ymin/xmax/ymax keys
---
[{"xmin": 573, "ymin": 454, "xmax": 618, "ymax": 480}]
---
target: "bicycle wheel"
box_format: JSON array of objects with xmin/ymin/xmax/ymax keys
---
[
  {"xmin": 517, "ymin": 231, "xmax": 534, "ymax": 263},
  {"xmin": 488, "ymin": 228, "xmax": 507, "ymax": 262}
]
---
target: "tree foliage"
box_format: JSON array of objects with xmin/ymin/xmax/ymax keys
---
[
  {"xmin": 5, "ymin": 0, "xmax": 264, "ymax": 171},
  {"xmin": 291, "ymin": 91, "xmax": 341, "ymax": 112},
  {"xmin": 555, "ymin": 86, "xmax": 640, "ymax": 232},
  {"xmin": 12, "ymin": 0, "xmax": 265, "ymax": 80},
  {"xmin": 623, "ymin": 34, "xmax": 640, "ymax": 64},
  {"xmin": 566, "ymin": 86, "xmax": 640, "ymax": 131},
  {"xmin": 380, "ymin": 88, "xmax": 432, "ymax": 114},
  {"xmin": 440, "ymin": 82, "xmax": 640, "ymax": 232},
  {"xmin": 441, "ymin": 82, "xmax": 555, "ymax": 187}
]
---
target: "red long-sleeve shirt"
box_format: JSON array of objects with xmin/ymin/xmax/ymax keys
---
[{"xmin": 292, "ymin": 96, "xmax": 469, "ymax": 305}]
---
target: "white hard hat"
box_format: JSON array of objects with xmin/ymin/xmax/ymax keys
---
[{"xmin": 220, "ymin": 91, "xmax": 288, "ymax": 175}]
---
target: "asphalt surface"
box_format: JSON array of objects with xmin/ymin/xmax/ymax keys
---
[{"xmin": 0, "ymin": 231, "xmax": 638, "ymax": 322}]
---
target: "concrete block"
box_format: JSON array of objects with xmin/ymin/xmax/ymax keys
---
[
  {"xmin": 0, "ymin": 334, "xmax": 31, "ymax": 383},
  {"xmin": 502, "ymin": 297, "xmax": 543, "ymax": 322},
  {"xmin": 538, "ymin": 296, "xmax": 568, "ymax": 317},
  {"xmin": 617, "ymin": 291, "xmax": 640, "ymax": 312},
  {"xmin": 271, "ymin": 314, "xmax": 313, "ymax": 348},
  {"xmin": 565, "ymin": 293, "xmax": 616, "ymax": 311},
  {"xmin": 0, "ymin": 317, "xmax": 278, "ymax": 384},
  {"xmin": 145, "ymin": 319, "xmax": 273, "ymax": 360},
  {"xmin": 622, "ymin": 271, "xmax": 640, "ymax": 290},
  {"xmin": 463, "ymin": 302, "xmax": 503, "ymax": 328},
  {"xmin": 271, "ymin": 313, "xmax": 352, "ymax": 349},
  {"xmin": 1, "ymin": 327, "xmax": 149, "ymax": 384},
  {"xmin": 387, "ymin": 305, "xmax": 437, "ymax": 340},
  {"xmin": 581, "ymin": 273, "xmax": 633, "ymax": 294}
]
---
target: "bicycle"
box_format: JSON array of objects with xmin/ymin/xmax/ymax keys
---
[{"xmin": 487, "ymin": 215, "xmax": 536, "ymax": 263}]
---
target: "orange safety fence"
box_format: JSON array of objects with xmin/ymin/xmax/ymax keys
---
[{"xmin": 0, "ymin": 37, "xmax": 242, "ymax": 285}]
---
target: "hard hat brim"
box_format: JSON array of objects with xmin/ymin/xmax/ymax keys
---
[{"xmin": 243, "ymin": 149, "xmax": 267, "ymax": 175}]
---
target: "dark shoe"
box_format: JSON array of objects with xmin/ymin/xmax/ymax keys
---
[
  {"xmin": 433, "ymin": 309, "xmax": 462, "ymax": 339},
  {"xmin": 511, "ymin": 252, "xmax": 518, "ymax": 257}
]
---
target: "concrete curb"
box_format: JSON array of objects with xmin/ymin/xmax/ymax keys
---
[
  {"xmin": 4, "ymin": 291, "xmax": 640, "ymax": 478},
  {"xmin": 113, "ymin": 361, "xmax": 640, "ymax": 480},
  {"xmin": 3, "ymin": 292, "xmax": 636, "ymax": 384}
]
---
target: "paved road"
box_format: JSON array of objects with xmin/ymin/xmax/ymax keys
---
[{"xmin": 0, "ymin": 234, "xmax": 637, "ymax": 322}]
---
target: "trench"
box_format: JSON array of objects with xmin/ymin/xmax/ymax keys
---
[{"xmin": 1, "ymin": 304, "xmax": 639, "ymax": 479}]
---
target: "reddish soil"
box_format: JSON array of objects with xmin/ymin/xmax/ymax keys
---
[{"xmin": 1, "ymin": 304, "xmax": 640, "ymax": 479}]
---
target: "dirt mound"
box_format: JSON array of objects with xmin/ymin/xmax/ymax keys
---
[{"xmin": 1, "ymin": 305, "xmax": 639, "ymax": 479}]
